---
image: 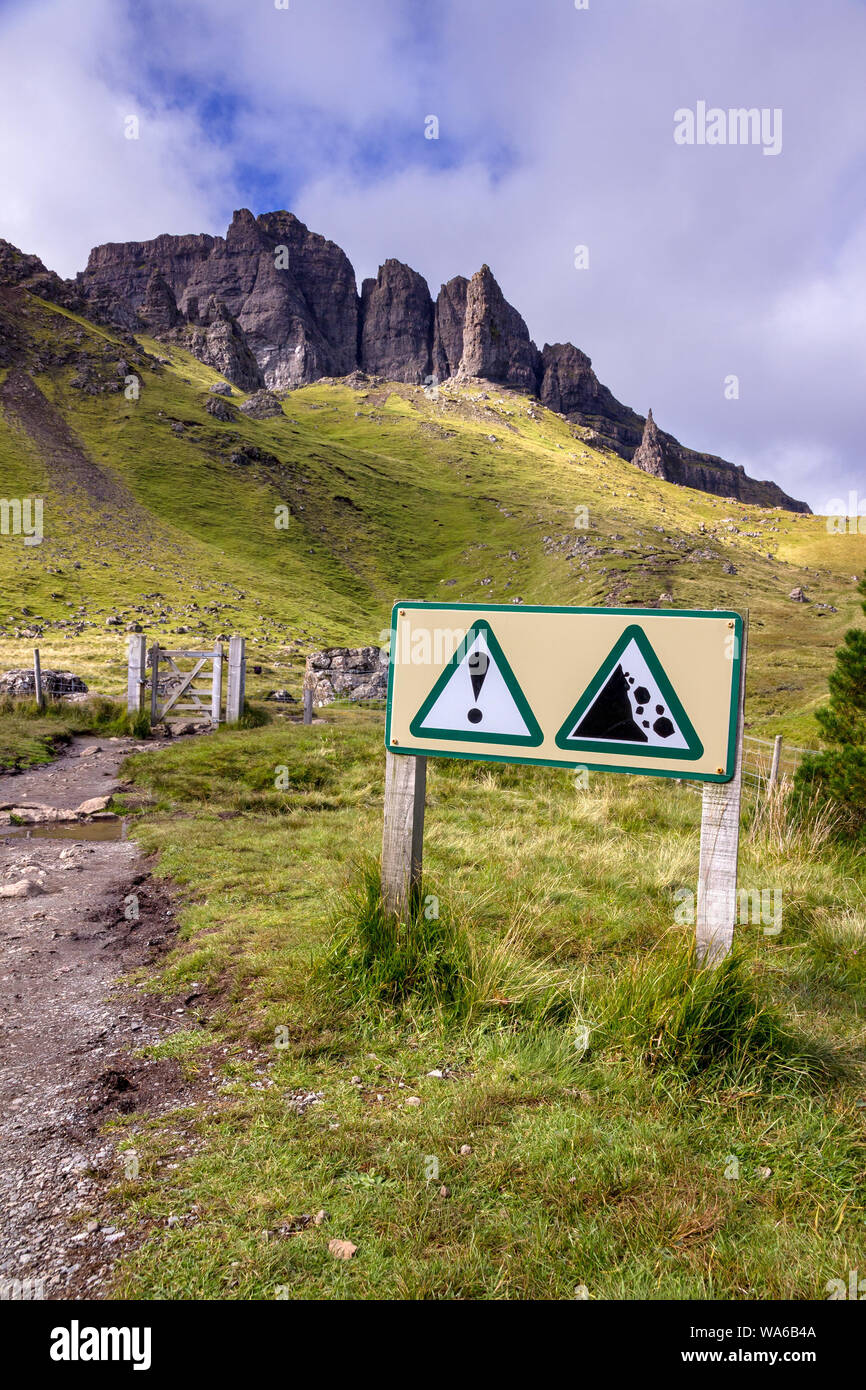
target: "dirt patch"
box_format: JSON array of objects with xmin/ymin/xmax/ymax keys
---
[
  {"xmin": 0, "ymin": 735, "xmax": 209, "ymax": 1300},
  {"xmin": 81, "ymin": 1057, "xmax": 190, "ymax": 1129}
]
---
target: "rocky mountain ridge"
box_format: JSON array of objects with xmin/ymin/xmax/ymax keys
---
[{"xmin": 0, "ymin": 216, "xmax": 809, "ymax": 511}]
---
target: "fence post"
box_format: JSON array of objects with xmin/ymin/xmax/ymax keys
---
[
  {"xmin": 696, "ymin": 615, "xmax": 748, "ymax": 967},
  {"xmin": 381, "ymin": 751, "xmax": 427, "ymax": 917},
  {"xmin": 303, "ymin": 686, "xmax": 313, "ymax": 725},
  {"xmin": 149, "ymin": 645, "xmax": 160, "ymax": 724},
  {"xmin": 768, "ymin": 734, "xmax": 783, "ymax": 792},
  {"xmin": 211, "ymin": 645, "xmax": 223, "ymax": 726},
  {"xmin": 33, "ymin": 648, "xmax": 44, "ymax": 712},
  {"xmin": 127, "ymin": 633, "xmax": 147, "ymax": 715},
  {"xmin": 226, "ymin": 636, "xmax": 246, "ymax": 723}
]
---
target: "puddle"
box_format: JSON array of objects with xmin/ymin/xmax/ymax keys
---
[{"xmin": 1, "ymin": 819, "xmax": 127, "ymax": 843}]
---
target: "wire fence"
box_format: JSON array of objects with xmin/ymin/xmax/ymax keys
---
[{"xmin": 742, "ymin": 734, "xmax": 817, "ymax": 794}]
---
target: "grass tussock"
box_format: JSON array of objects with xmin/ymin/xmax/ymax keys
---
[
  {"xmin": 322, "ymin": 860, "xmax": 576, "ymax": 1027},
  {"xmin": 599, "ymin": 946, "xmax": 843, "ymax": 1086},
  {"xmin": 748, "ymin": 775, "xmax": 843, "ymax": 855}
]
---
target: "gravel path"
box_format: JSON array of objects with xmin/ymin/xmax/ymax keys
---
[{"xmin": 0, "ymin": 736, "xmax": 191, "ymax": 1300}]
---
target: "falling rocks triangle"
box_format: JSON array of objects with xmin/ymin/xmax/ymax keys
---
[{"xmin": 555, "ymin": 624, "xmax": 704, "ymax": 760}]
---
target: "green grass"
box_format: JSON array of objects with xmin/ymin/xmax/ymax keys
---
[
  {"xmin": 0, "ymin": 695, "xmax": 149, "ymax": 770},
  {"xmin": 90, "ymin": 710, "xmax": 865, "ymax": 1301}
]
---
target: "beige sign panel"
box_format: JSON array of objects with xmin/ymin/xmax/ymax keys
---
[{"xmin": 385, "ymin": 603, "xmax": 744, "ymax": 783}]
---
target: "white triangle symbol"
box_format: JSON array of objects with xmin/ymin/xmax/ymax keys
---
[
  {"xmin": 416, "ymin": 631, "xmax": 533, "ymax": 738},
  {"xmin": 569, "ymin": 637, "xmax": 690, "ymax": 749}
]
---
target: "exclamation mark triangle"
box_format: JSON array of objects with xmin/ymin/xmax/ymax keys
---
[{"xmin": 409, "ymin": 620, "xmax": 543, "ymax": 746}]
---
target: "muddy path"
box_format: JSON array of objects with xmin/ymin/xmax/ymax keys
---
[{"xmin": 0, "ymin": 735, "xmax": 201, "ymax": 1300}]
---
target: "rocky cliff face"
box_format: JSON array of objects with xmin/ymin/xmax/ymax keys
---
[
  {"xmin": 456, "ymin": 265, "xmax": 540, "ymax": 391},
  {"xmin": 0, "ymin": 216, "xmax": 810, "ymax": 511},
  {"xmin": 631, "ymin": 408, "xmax": 807, "ymax": 511},
  {"xmin": 432, "ymin": 275, "xmax": 468, "ymax": 382},
  {"xmin": 184, "ymin": 297, "xmax": 263, "ymax": 392},
  {"xmin": 359, "ymin": 259, "xmax": 433, "ymax": 383},
  {"xmin": 77, "ymin": 210, "xmax": 358, "ymax": 390}
]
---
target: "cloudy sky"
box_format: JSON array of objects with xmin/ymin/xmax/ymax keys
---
[{"xmin": 1, "ymin": 0, "xmax": 864, "ymax": 511}]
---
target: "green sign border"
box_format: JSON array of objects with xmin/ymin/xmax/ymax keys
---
[
  {"xmin": 385, "ymin": 602, "xmax": 743, "ymax": 784},
  {"xmin": 554, "ymin": 622, "xmax": 704, "ymax": 761},
  {"xmin": 408, "ymin": 619, "xmax": 544, "ymax": 747}
]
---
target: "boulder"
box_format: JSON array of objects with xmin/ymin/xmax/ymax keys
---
[
  {"xmin": 304, "ymin": 647, "xmax": 387, "ymax": 704},
  {"xmin": 0, "ymin": 669, "xmax": 87, "ymax": 697},
  {"xmin": 237, "ymin": 389, "xmax": 284, "ymax": 419},
  {"xmin": 205, "ymin": 394, "xmax": 234, "ymax": 421}
]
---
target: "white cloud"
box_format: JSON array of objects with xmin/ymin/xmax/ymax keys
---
[{"xmin": 1, "ymin": 0, "xmax": 864, "ymax": 507}]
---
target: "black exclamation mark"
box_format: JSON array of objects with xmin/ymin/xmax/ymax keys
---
[{"xmin": 467, "ymin": 647, "xmax": 488, "ymax": 724}]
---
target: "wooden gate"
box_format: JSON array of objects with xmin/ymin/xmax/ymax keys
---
[
  {"xmin": 127, "ymin": 634, "xmax": 245, "ymax": 725},
  {"xmin": 148, "ymin": 645, "xmax": 223, "ymax": 725}
]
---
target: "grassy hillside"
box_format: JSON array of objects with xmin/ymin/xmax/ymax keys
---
[{"xmin": 1, "ymin": 290, "xmax": 864, "ymax": 741}]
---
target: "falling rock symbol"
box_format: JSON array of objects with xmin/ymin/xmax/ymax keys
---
[{"xmin": 555, "ymin": 625, "xmax": 703, "ymax": 760}]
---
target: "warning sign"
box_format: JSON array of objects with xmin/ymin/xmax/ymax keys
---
[
  {"xmin": 409, "ymin": 621, "xmax": 543, "ymax": 746},
  {"xmin": 386, "ymin": 603, "xmax": 743, "ymax": 782},
  {"xmin": 555, "ymin": 625, "xmax": 703, "ymax": 761}
]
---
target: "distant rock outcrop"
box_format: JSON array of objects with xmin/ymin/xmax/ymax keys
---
[
  {"xmin": 631, "ymin": 406, "xmax": 667, "ymax": 479},
  {"xmin": 456, "ymin": 265, "xmax": 540, "ymax": 391},
  {"xmin": 359, "ymin": 259, "xmax": 433, "ymax": 383},
  {"xmin": 0, "ymin": 212, "xmax": 810, "ymax": 511},
  {"xmin": 77, "ymin": 209, "xmax": 358, "ymax": 390},
  {"xmin": 631, "ymin": 407, "xmax": 805, "ymax": 510},
  {"xmin": 433, "ymin": 275, "xmax": 469, "ymax": 382}
]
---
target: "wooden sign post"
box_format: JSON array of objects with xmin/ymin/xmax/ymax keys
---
[
  {"xmin": 382, "ymin": 602, "xmax": 747, "ymax": 964},
  {"xmin": 696, "ymin": 618, "xmax": 748, "ymax": 966},
  {"xmin": 381, "ymin": 749, "xmax": 426, "ymax": 916}
]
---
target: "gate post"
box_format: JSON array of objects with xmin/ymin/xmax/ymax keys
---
[
  {"xmin": 381, "ymin": 751, "xmax": 427, "ymax": 917},
  {"xmin": 211, "ymin": 645, "xmax": 224, "ymax": 726},
  {"xmin": 226, "ymin": 636, "xmax": 246, "ymax": 723},
  {"xmin": 149, "ymin": 645, "xmax": 160, "ymax": 724},
  {"xmin": 127, "ymin": 633, "xmax": 147, "ymax": 714},
  {"xmin": 33, "ymin": 648, "xmax": 44, "ymax": 712}
]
